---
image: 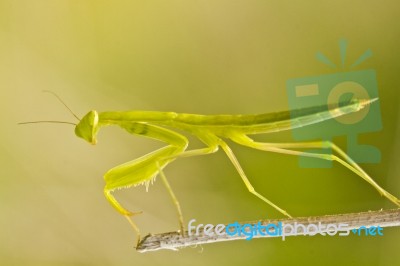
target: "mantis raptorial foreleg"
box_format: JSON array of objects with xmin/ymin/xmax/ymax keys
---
[
  {"xmin": 103, "ymin": 122, "xmax": 188, "ymax": 242},
  {"xmin": 230, "ymin": 134, "xmax": 400, "ymax": 207}
]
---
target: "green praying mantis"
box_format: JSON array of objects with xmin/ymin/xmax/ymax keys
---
[{"xmin": 20, "ymin": 92, "xmax": 400, "ymax": 244}]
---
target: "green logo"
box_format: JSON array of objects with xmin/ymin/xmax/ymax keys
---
[{"xmin": 287, "ymin": 39, "xmax": 382, "ymax": 168}]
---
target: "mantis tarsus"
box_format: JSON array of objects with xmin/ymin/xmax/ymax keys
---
[{"xmin": 20, "ymin": 92, "xmax": 400, "ymax": 245}]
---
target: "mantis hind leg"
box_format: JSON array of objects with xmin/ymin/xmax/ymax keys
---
[{"xmin": 230, "ymin": 134, "xmax": 400, "ymax": 207}]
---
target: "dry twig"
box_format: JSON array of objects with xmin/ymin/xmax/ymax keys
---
[{"xmin": 136, "ymin": 208, "xmax": 400, "ymax": 252}]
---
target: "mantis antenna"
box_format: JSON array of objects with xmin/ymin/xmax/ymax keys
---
[
  {"xmin": 18, "ymin": 91, "xmax": 79, "ymax": 126},
  {"xmin": 18, "ymin": 121, "xmax": 77, "ymax": 126},
  {"xmin": 42, "ymin": 90, "xmax": 80, "ymax": 121}
]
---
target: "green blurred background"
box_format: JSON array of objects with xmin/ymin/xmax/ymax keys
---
[{"xmin": 1, "ymin": 1, "xmax": 399, "ymax": 265}]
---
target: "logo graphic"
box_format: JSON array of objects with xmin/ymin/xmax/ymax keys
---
[{"xmin": 286, "ymin": 39, "xmax": 382, "ymax": 168}]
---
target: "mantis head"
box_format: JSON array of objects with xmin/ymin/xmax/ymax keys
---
[
  {"xmin": 75, "ymin": 110, "xmax": 99, "ymax": 145},
  {"xmin": 18, "ymin": 91, "xmax": 102, "ymax": 145}
]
